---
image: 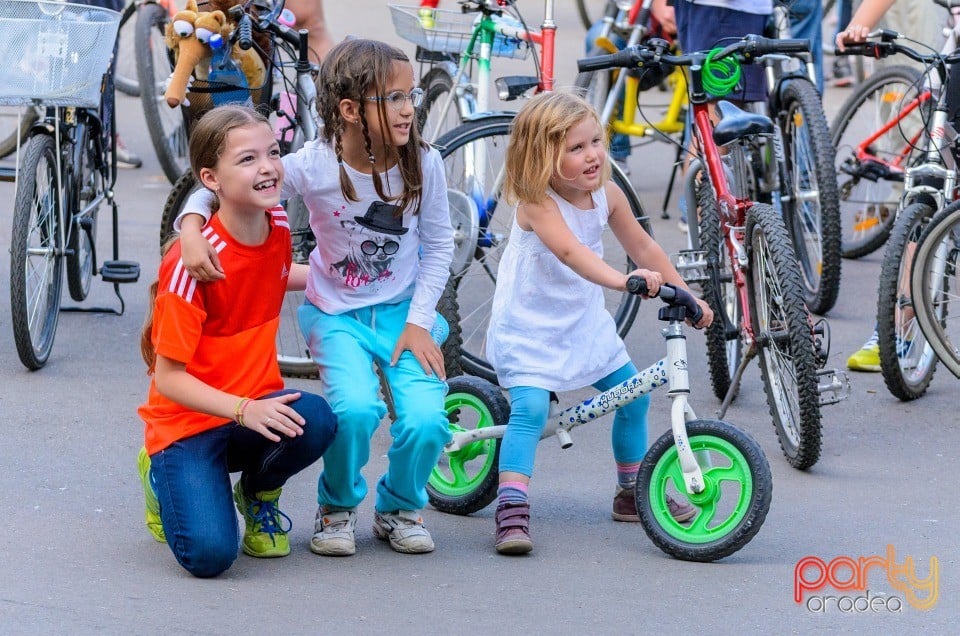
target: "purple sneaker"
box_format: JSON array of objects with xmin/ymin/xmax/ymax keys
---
[{"xmin": 495, "ymin": 501, "xmax": 532, "ymax": 555}]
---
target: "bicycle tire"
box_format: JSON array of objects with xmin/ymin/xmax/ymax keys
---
[
  {"xmin": 427, "ymin": 374, "xmax": 509, "ymax": 515},
  {"xmin": 697, "ymin": 177, "xmax": 743, "ymax": 402},
  {"xmin": 830, "ymin": 65, "xmax": 925, "ymax": 258},
  {"xmin": 417, "ymin": 65, "xmax": 473, "ymax": 144},
  {"xmin": 575, "ymin": 0, "xmax": 606, "ymax": 31},
  {"xmin": 877, "ymin": 202, "xmax": 939, "ymax": 400},
  {"xmin": 10, "ymin": 134, "xmax": 63, "ymax": 370},
  {"xmin": 435, "ymin": 113, "xmax": 649, "ymax": 383},
  {"xmin": 746, "ymin": 202, "xmax": 822, "ymax": 470},
  {"xmin": 136, "ymin": 1, "xmax": 190, "ymax": 184},
  {"xmin": 778, "ymin": 78, "xmax": 842, "ymax": 315},
  {"xmin": 635, "ymin": 419, "xmax": 772, "ymax": 562},
  {"xmin": 0, "ymin": 107, "xmax": 40, "ymax": 160},
  {"xmin": 115, "ymin": 2, "xmax": 140, "ymax": 97},
  {"xmin": 910, "ymin": 201, "xmax": 960, "ymax": 378},
  {"xmin": 66, "ymin": 120, "xmax": 98, "ymax": 301}
]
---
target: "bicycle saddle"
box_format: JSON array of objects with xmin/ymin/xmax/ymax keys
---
[{"xmin": 712, "ymin": 100, "xmax": 774, "ymax": 146}]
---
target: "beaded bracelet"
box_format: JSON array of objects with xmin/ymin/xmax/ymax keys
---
[{"xmin": 234, "ymin": 397, "xmax": 251, "ymax": 427}]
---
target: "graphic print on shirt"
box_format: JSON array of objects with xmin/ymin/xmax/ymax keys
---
[{"xmin": 330, "ymin": 200, "xmax": 406, "ymax": 288}]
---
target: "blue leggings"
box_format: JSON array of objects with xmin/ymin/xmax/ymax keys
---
[
  {"xmin": 299, "ymin": 299, "xmax": 451, "ymax": 513},
  {"xmin": 498, "ymin": 362, "xmax": 649, "ymax": 477}
]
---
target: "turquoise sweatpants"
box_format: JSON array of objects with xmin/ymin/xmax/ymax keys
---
[
  {"xmin": 498, "ymin": 362, "xmax": 649, "ymax": 477},
  {"xmin": 299, "ymin": 299, "xmax": 451, "ymax": 512}
]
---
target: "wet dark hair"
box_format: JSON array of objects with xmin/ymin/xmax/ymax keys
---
[{"xmin": 318, "ymin": 38, "xmax": 426, "ymax": 215}]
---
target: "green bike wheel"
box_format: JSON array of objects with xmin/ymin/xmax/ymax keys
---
[
  {"xmin": 636, "ymin": 419, "xmax": 772, "ymax": 562},
  {"xmin": 427, "ymin": 375, "xmax": 509, "ymax": 515}
]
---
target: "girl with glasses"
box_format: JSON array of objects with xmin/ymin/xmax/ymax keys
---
[{"xmin": 174, "ymin": 39, "xmax": 455, "ymax": 557}]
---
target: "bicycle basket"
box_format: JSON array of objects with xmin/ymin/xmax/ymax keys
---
[
  {"xmin": 389, "ymin": 4, "xmax": 531, "ymax": 61},
  {"xmin": 0, "ymin": 0, "xmax": 120, "ymax": 107}
]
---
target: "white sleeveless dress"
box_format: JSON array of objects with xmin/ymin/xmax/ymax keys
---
[{"xmin": 485, "ymin": 186, "xmax": 630, "ymax": 391}]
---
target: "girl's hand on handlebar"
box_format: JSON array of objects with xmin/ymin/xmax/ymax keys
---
[
  {"xmin": 625, "ymin": 268, "xmax": 662, "ymax": 297},
  {"xmin": 241, "ymin": 393, "xmax": 305, "ymax": 442},
  {"xmin": 835, "ymin": 24, "xmax": 871, "ymax": 52},
  {"xmin": 691, "ymin": 298, "xmax": 714, "ymax": 329}
]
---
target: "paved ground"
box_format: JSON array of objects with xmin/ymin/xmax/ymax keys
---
[{"xmin": 0, "ymin": 2, "xmax": 955, "ymax": 633}]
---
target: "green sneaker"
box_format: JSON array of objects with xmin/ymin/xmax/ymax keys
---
[
  {"xmin": 137, "ymin": 447, "xmax": 166, "ymax": 543},
  {"xmin": 846, "ymin": 332, "xmax": 880, "ymax": 372},
  {"xmin": 232, "ymin": 482, "xmax": 292, "ymax": 558}
]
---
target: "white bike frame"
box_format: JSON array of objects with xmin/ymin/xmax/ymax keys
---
[{"xmin": 443, "ymin": 315, "xmax": 708, "ymax": 496}]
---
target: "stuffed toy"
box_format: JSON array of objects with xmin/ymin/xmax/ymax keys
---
[{"xmin": 163, "ymin": 0, "xmax": 269, "ymax": 110}]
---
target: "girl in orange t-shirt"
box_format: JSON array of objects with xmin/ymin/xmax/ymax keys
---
[{"xmin": 137, "ymin": 105, "xmax": 337, "ymax": 577}]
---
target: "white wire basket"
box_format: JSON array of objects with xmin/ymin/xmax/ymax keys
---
[
  {"xmin": 389, "ymin": 4, "xmax": 531, "ymax": 61},
  {"xmin": 0, "ymin": 0, "xmax": 121, "ymax": 107}
]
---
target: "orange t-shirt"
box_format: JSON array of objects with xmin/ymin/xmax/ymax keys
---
[{"xmin": 139, "ymin": 207, "xmax": 293, "ymax": 454}]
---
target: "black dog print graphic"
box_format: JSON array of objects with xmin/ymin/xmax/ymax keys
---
[{"xmin": 331, "ymin": 201, "xmax": 406, "ymax": 288}]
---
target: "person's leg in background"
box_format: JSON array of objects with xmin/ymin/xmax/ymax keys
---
[
  {"xmin": 284, "ymin": 0, "xmax": 335, "ymax": 65},
  {"xmin": 788, "ymin": 0, "xmax": 824, "ymax": 93},
  {"xmin": 831, "ymin": 0, "xmax": 854, "ymax": 86}
]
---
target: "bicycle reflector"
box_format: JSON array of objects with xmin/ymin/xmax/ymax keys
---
[{"xmin": 702, "ymin": 48, "xmax": 742, "ymax": 97}]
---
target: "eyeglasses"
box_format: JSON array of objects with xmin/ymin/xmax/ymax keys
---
[
  {"xmin": 364, "ymin": 88, "xmax": 425, "ymax": 111},
  {"xmin": 360, "ymin": 239, "xmax": 400, "ymax": 256}
]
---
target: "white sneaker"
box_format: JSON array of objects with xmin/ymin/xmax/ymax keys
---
[
  {"xmin": 310, "ymin": 508, "xmax": 357, "ymax": 556},
  {"xmin": 372, "ymin": 510, "xmax": 435, "ymax": 554}
]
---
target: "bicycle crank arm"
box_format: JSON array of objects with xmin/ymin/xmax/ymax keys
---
[{"xmin": 816, "ymin": 368, "xmax": 851, "ymax": 406}]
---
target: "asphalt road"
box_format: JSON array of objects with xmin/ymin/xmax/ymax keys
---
[{"xmin": 0, "ymin": 2, "xmax": 954, "ymax": 633}]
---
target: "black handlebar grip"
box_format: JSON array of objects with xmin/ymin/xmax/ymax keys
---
[
  {"xmin": 771, "ymin": 38, "xmax": 811, "ymax": 54},
  {"xmin": 626, "ymin": 275, "xmax": 649, "ymax": 296},
  {"xmin": 238, "ymin": 14, "xmax": 253, "ymax": 50},
  {"xmin": 577, "ymin": 47, "xmax": 641, "ymax": 73}
]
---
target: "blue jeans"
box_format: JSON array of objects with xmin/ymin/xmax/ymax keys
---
[
  {"xmin": 498, "ymin": 362, "xmax": 650, "ymax": 476},
  {"xmin": 149, "ymin": 389, "xmax": 336, "ymax": 578},
  {"xmin": 299, "ymin": 299, "xmax": 451, "ymax": 513},
  {"xmin": 787, "ymin": 0, "xmax": 824, "ymax": 93}
]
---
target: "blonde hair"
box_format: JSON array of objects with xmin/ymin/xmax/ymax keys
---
[{"xmin": 503, "ymin": 91, "xmax": 610, "ymax": 205}]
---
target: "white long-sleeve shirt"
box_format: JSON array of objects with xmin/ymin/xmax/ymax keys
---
[{"xmin": 179, "ymin": 141, "xmax": 454, "ymax": 331}]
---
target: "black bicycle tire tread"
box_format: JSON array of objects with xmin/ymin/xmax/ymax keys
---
[
  {"xmin": 877, "ymin": 202, "xmax": 937, "ymax": 400},
  {"xmin": 418, "ymin": 66, "xmax": 458, "ymax": 142},
  {"xmin": 911, "ymin": 202, "xmax": 960, "ymax": 377},
  {"xmin": 438, "ymin": 277, "xmax": 464, "ymax": 379},
  {"xmin": 635, "ymin": 419, "xmax": 772, "ymax": 562},
  {"xmin": 427, "ymin": 374, "xmax": 509, "ymax": 515},
  {"xmin": 746, "ymin": 203, "xmax": 822, "ymax": 470},
  {"xmin": 697, "ymin": 177, "xmax": 740, "ymax": 401},
  {"xmin": 65, "ymin": 122, "xmax": 96, "ymax": 301},
  {"xmin": 136, "ymin": 2, "xmax": 188, "ymax": 185},
  {"xmin": 780, "ymin": 79, "xmax": 842, "ymax": 315},
  {"xmin": 159, "ymin": 170, "xmax": 196, "ymax": 250},
  {"xmin": 830, "ymin": 65, "xmax": 923, "ymax": 258},
  {"xmin": 10, "ymin": 134, "xmax": 63, "ymax": 370}
]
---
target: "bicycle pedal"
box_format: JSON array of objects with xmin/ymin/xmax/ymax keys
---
[
  {"xmin": 816, "ymin": 368, "xmax": 851, "ymax": 406},
  {"xmin": 101, "ymin": 260, "xmax": 140, "ymax": 284},
  {"xmin": 671, "ymin": 249, "xmax": 708, "ymax": 285}
]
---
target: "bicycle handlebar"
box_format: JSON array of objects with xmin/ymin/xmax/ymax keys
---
[
  {"xmin": 626, "ymin": 279, "xmax": 704, "ymax": 325},
  {"xmin": 577, "ymin": 34, "xmax": 810, "ymax": 74},
  {"xmin": 836, "ymin": 32, "xmax": 960, "ymax": 66}
]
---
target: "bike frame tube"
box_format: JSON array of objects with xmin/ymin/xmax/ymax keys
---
[
  {"xmin": 443, "ymin": 321, "xmax": 707, "ymax": 494},
  {"xmin": 855, "ymin": 90, "xmax": 931, "ymax": 173},
  {"xmin": 692, "ymin": 100, "xmax": 757, "ymax": 344}
]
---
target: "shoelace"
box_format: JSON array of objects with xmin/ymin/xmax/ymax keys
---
[{"xmin": 250, "ymin": 500, "xmax": 292, "ymax": 545}]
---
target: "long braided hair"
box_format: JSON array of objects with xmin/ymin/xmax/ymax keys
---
[{"xmin": 318, "ymin": 38, "xmax": 426, "ymax": 215}]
